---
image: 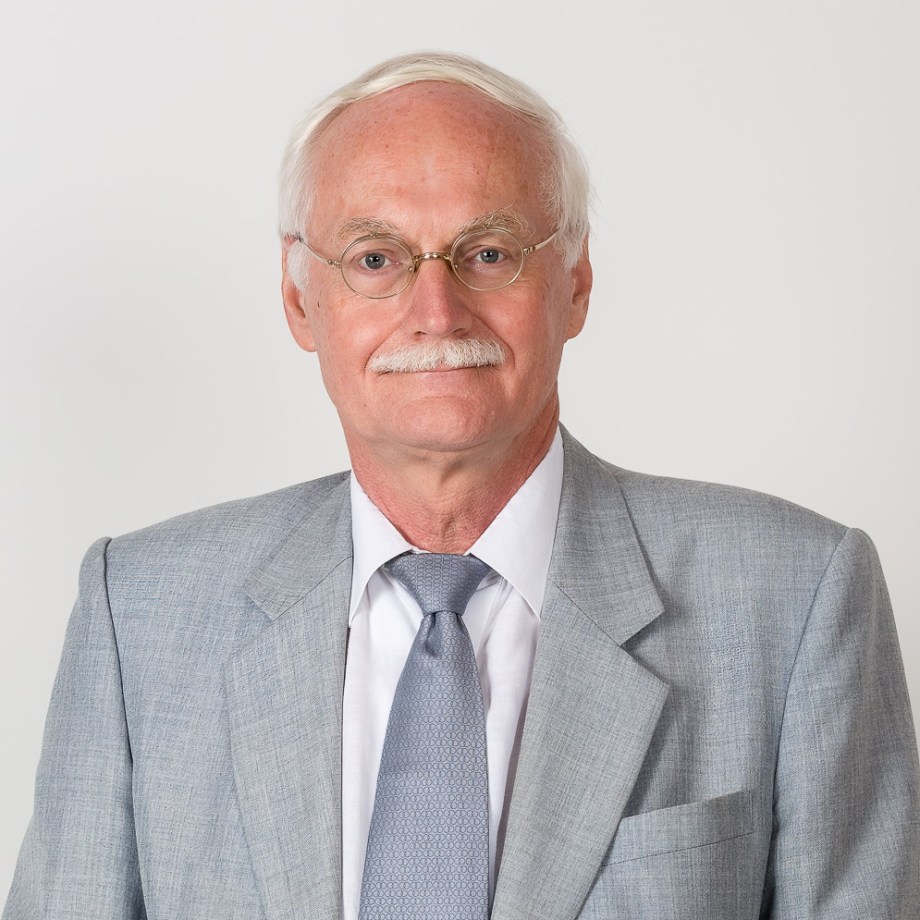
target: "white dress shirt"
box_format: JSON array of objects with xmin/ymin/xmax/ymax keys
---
[{"xmin": 341, "ymin": 430, "xmax": 564, "ymax": 920}]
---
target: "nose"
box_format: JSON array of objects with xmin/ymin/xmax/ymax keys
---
[{"xmin": 401, "ymin": 252, "xmax": 475, "ymax": 338}]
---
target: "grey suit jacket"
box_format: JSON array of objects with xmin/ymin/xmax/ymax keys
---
[{"xmin": 6, "ymin": 431, "xmax": 920, "ymax": 919}]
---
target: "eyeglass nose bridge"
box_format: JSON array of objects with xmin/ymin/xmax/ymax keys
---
[{"xmin": 409, "ymin": 250, "xmax": 457, "ymax": 277}]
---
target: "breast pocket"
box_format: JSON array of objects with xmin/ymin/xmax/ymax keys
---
[{"xmin": 605, "ymin": 788, "xmax": 755, "ymax": 865}]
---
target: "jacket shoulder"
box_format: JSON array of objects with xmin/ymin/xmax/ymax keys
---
[
  {"xmin": 108, "ymin": 473, "xmax": 347, "ymax": 553},
  {"xmin": 597, "ymin": 461, "xmax": 851, "ymax": 596},
  {"xmin": 563, "ymin": 428, "xmax": 850, "ymax": 577},
  {"xmin": 610, "ymin": 463, "xmax": 847, "ymax": 544},
  {"xmin": 99, "ymin": 473, "xmax": 350, "ymax": 605},
  {"xmin": 561, "ymin": 427, "xmax": 848, "ymax": 551}
]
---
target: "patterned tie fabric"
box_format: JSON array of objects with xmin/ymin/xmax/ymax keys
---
[{"xmin": 358, "ymin": 552, "xmax": 492, "ymax": 920}]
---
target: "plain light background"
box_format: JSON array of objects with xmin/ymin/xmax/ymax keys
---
[{"xmin": 2, "ymin": 0, "xmax": 917, "ymax": 901}]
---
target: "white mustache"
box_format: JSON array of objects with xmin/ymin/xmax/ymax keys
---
[{"xmin": 368, "ymin": 338, "xmax": 506, "ymax": 374}]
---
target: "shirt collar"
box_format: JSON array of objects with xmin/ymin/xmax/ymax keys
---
[
  {"xmin": 348, "ymin": 429, "xmax": 564, "ymax": 623},
  {"xmin": 348, "ymin": 477, "xmax": 413, "ymax": 623}
]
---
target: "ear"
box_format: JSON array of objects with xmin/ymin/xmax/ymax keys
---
[
  {"xmin": 565, "ymin": 238, "xmax": 592, "ymax": 340},
  {"xmin": 281, "ymin": 239, "xmax": 317, "ymax": 353}
]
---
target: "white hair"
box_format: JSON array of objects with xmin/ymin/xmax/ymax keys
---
[{"xmin": 279, "ymin": 51, "xmax": 591, "ymax": 287}]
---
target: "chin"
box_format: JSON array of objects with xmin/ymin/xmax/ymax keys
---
[
  {"xmin": 383, "ymin": 411, "xmax": 504, "ymax": 455},
  {"xmin": 396, "ymin": 427, "xmax": 493, "ymax": 455}
]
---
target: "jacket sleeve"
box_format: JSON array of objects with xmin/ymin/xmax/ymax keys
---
[
  {"xmin": 764, "ymin": 527, "xmax": 920, "ymax": 917},
  {"xmin": 3, "ymin": 538, "xmax": 146, "ymax": 919}
]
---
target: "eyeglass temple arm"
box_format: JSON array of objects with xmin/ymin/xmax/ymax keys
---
[
  {"xmin": 522, "ymin": 229, "xmax": 558, "ymax": 257},
  {"xmin": 290, "ymin": 234, "xmax": 341, "ymax": 268}
]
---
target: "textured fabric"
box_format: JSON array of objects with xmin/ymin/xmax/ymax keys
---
[
  {"xmin": 4, "ymin": 429, "xmax": 919, "ymax": 920},
  {"xmin": 342, "ymin": 432, "xmax": 560, "ymax": 918},
  {"xmin": 359, "ymin": 553, "xmax": 491, "ymax": 920}
]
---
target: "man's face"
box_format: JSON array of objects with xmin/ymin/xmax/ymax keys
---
[{"xmin": 282, "ymin": 82, "xmax": 591, "ymax": 464}]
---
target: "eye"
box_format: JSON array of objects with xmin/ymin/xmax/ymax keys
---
[
  {"xmin": 343, "ymin": 238, "xmax": 410, "ymax": 274},
  {"xmin": 473, "ymin": 247, "xmax": 504, "ymax": 265},
  {"xmin": 361, "ymin": 252, "xmax": 390, "ymax": 271},
  {"xmin": 452, "ymin": 229, "xmax": 523, "ymax": 275},
  {"xmin": 456, "ymin": 242, "xmax": 515, "ymax": 270}
]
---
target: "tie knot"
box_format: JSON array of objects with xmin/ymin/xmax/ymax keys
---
[{"xmin": 383, "ymin": 552, "xmax": 491, "ymax": 617}]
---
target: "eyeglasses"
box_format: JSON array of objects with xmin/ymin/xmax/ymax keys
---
[{"xmin": 293, "ymin": 227, "xmax": 558, "ymax": 300}]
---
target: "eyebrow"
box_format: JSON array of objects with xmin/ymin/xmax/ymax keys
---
[
  {"xmin": 334, "ymin": 217, "xmax": 404, "ymax": 241},
  {"xmin": 333, "ymin": 209, "xmax": 536, "ymax": 245},
  {"xmin": 456, "ymin": 209, "xmax": 535, "ymax": 239}
]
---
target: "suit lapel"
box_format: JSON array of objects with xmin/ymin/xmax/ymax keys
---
[
  {"xmin": 226, "ymin": 477, "xmax": 352, "ymax": 920},
  {"xmin": 492, "ymin": 431, "xmax": 669, "ymax": 920}
]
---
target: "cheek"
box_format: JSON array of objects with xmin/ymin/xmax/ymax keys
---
[
  {"xmin": 496, "ymin": 284, "xmax": 572, "ymax": 365},
  {"xmin": 310, "ymin": 305, "xmax": 392, "ymax": 386}
]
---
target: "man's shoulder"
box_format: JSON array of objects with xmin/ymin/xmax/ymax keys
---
[
  {"xmin": 565, "ymin": 434, "xmax": 849, "ymax": 565},
  {"xmin": 613, "ymin": 463, "xmax": 846, "ymax": 543},
  {"xmin": 102, "ymin": 471, "xmax": 350, "ymax": 576},
  {"xmin": 572, "ymin": 445, "xmax": 860, "ymax": 620}
]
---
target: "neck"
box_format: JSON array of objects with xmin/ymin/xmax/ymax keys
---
[{"xmin": 349, "ymin": 408, "xmax": 559, "ymax": 554}]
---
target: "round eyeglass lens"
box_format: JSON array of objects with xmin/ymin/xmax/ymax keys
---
[
  {"xmin": 341, "ymin": 236, "xmax": 414, "ymax": 298},
  {"xmin": 451, "ymin": 228, "xmax": 525, "ymax": 291}
]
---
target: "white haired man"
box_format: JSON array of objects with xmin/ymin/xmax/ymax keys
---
[{"xmin": 5, "ymin": 52, "xmax": 919, "ymax": 919}]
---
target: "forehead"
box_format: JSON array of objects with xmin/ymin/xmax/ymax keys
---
[{"xmin": 307, "ymin": 82, "xmax": 549, "ymax": 239}]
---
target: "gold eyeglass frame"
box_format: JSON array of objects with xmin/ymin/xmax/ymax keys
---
[{"xmin": 293, "ymin": 227, "xmax": 558, "ymax": 299}]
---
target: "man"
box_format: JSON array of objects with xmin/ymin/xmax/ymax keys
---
[{"xmin": 5, "ymin": 51, "xmax": 919, "ymax": 919}]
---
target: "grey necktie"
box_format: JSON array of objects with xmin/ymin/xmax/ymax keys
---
[{"xmin": 358, "ymin": 552, "xmax": 492, "ymax": 920}]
